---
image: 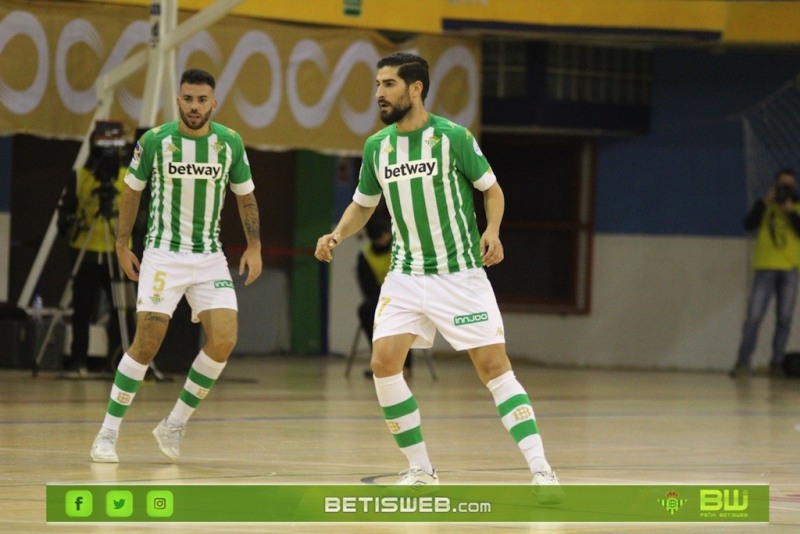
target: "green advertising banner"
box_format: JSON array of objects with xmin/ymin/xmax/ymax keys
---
[{"xmin": 47, "ymin": 484, "xmax": 769, "ymax": 523}]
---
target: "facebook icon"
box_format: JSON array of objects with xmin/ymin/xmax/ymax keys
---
[{"xmin": 65, "ymin": 490, "xmax": 92, "ymax": 518}]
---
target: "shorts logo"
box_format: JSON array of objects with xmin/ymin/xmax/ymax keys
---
[
  {"xmin": 453, "ymin": 311, "xmax": 489, "ymax": 326},
  {"xmin": 149, "ymin": 294, "xmax": 163, "ymax": 305},
  {"xmin": 383, "ymin": 158, "xmax": 438, "ymax": 182},
  {"xmin": 214, "ymin": 280, "xmax": 234, "ymax": 289}
]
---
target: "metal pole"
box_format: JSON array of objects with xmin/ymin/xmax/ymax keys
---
[{"xmin": 18, "ymin": 0, "xmax": 244, "ymax": 311}]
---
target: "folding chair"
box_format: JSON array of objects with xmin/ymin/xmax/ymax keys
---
[{"xmin": 344, "ymin": 324, "xmax": 437, "ymax": 380}]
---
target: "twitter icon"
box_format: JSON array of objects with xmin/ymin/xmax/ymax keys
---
[{"xmin": 106, "ymin": 490, "xmax": 133, "ymax": 517}]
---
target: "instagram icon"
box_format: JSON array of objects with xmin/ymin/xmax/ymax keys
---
[{"xmin": 146, "ymin": 490, "xmax": 174, "ymax": 518}]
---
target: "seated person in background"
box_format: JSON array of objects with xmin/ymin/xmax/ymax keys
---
[{"xmin": 358, "ymin": 218, "xmax": 412, "ymax": 378}]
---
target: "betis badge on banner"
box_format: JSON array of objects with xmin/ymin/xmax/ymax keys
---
[{"xmin": 658, "ymin": 491, "xmax": 688, "ymax": 515}]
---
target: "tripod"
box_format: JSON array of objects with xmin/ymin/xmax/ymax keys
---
[
  {"xmin": 33, "ymin": 209, "xmax": 129, "ymax": 376},
  {"xmin": 32, "ymin": 208, "xmax": 167, "ymax": 381}
]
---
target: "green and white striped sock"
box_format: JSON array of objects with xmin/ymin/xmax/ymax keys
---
[
  {"xmin": 166, "ymin": 350, "xmax": 226, "ymax": 426},
  {"xmin": 374, "ymin": 373, "xmax": 433, "ymax": 474},
  {"xmin": 487, "ymin": 370, "xmax": 550, "ymax": 474},
  {"xmin": 101, "ymin": 354, "xmax": 148, "ymax": 432}
]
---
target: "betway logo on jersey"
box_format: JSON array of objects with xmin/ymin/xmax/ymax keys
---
[
  {"xmin": 383, "ymin": 158, "xmax": 438, "ymax": 182},
  {"xmin": 454, "ymin": 311, "xmax": 489, "ymax": 326},
  {"xmin": 166, "ymin": 162, "xmax": 223, "ymax": 180}
]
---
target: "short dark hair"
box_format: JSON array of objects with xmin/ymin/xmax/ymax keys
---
[
  {"xmin": 180, "ymin": 68, "xmax": 215, "ymax": 89},
  {"xmin": 377, "ymin": 52, "xmax": 429, "ymax": 102},
  {"xmin": 776, "ymin": 168, "xmax": 797, "ymax": 180}
]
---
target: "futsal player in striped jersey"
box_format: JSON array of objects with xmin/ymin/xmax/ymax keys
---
[
  {"xmin": 315, "ymin": 53, "xmax": 562, "ymax": 501},
  {"xmin": 91, "ymin": 68, "xmax": 262, "ymax": 463}
]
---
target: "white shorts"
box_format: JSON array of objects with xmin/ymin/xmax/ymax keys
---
[
  {"xmin": 373, "ymin": 269, "xmax": 505, "ymax": 352},
  {"xmin": 136, "ymin": 249, "xmax": 237, "ymax": 322}
]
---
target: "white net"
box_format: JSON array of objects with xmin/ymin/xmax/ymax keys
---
[{"xmin": 742, "ymin": 73, "xmax": 800, "ymax": 206}]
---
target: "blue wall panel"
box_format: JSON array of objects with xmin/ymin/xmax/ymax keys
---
[{"xmin": 595, "ymin": 48, "xmax": 800, "ymax": 237}]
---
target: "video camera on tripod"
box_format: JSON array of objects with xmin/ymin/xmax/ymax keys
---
[
  {"xmin": 58, "ymin": 120, "xmax": 126, "ymax": 236},
  {"xmin": 36, "ymin": 120, "xmax": 134, "ymax": 377},
  {"xmin": 90, "ymin": 120, "xmax": 126, "ymax": 220}
]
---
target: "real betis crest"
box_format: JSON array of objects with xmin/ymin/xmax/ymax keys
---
[
  {"xmin": 658, "ymin": 491, "xmax": 687, "ymax": 515},
  {"xmin": 425, "ymin": 134, "xmax": 440, "ymax": 148}
]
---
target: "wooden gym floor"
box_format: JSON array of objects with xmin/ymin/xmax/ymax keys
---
[{"xmin": 0, "ymin": 353, "xmax": 798, "ymax": 533}]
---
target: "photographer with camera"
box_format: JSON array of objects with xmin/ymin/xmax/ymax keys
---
[
  {"xmin": 57, "ymin": 123, "xmax": 128, "ymax": 377},
  {"xmin": 730, "ymin": 168, "xmax": 800, "ymax": 379}
]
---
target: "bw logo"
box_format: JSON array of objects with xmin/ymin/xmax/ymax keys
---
[
  {"xmin": 116, "ymin": 392, "xmax": 132, "ymax": 405},
  {"xmin": 195, "ymin": 388, "xmax": 209, "ymax": 400},
  {"xmin": 512, "ymin": 406, "xmax": 532, "ymax": 422},
  {"xmin": 386, "ymin": 421, "xmax": 401, "ymax": 434}
]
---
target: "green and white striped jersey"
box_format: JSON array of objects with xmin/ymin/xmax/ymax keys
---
[
  {"xmin": 355, "ymin": 113, "xmax": 497, "ymax": 275},
  {"xmin": 126, "ymin": 121, "xmax": 254, "ymax": 253}
]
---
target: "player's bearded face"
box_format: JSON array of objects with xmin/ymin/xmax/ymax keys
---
[
  {"xmin": 179, "ymin": 106, "xmax": 212, "ymax": 131},
  {"xmin": 177, "ymin": 83, "xmax": 216, "ymax": 132},
  {"xmin": 378, "ymin": 89, "xmax": 412, "ymax": 125}
]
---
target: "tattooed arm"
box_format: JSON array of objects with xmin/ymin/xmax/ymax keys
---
[{"xmin": 235, "ymin": 192, "xmax": 262, "ymax": 286}]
